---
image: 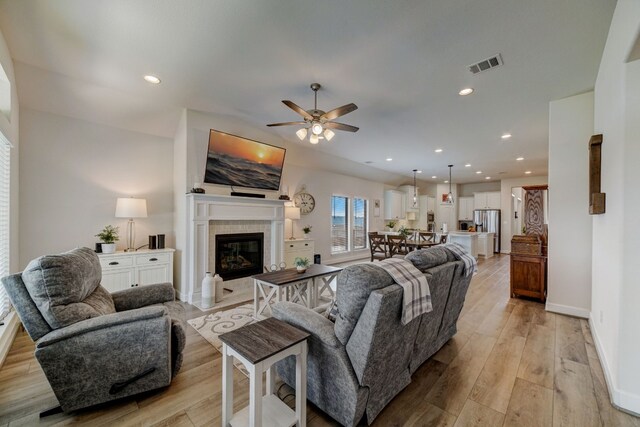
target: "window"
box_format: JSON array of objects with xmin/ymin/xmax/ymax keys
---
[
  {"xmin": 331, "ymin": 195, "xmax": 369, "ymax": 254},
  {"xmin": 331, "ymin": 196, "xmax": 349, "ymax": 253},
  {"xmin": 0, "ymin": 132, "xmax": 9, "ymax": 321},
  {"xmin": 353, "ymin": 198, "xmax": 368, "ymax": 250}
]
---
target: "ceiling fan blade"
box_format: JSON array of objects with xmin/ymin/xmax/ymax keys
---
[
  {"xmin": 324, "ymin": 121, "xmax": 359, "ymax": 132},
  {"xmin": 282, "ymin": 100, "xmax": 313, "ymax": 120},
  {"xmin": 266, "ymin": 121, "xmax": 307, "ymax": 127},
  {"xmin": 321, "ymin": 103, "xmax": 358, "ymax": 121}
]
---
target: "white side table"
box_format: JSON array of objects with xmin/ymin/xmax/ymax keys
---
[{"xmin": 219, "ymin": 318, "xmax": 310, "ymax": 427}]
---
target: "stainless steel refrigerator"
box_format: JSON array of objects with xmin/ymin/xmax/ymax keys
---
[{"xmin": 473, "ymin": 209, "xmax": 501, "ymax": 253}]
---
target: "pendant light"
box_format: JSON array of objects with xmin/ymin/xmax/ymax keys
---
[
  {"xmin": 446, "ymin": 165, "xmax": 454, "ymax": 204},
  {"xmin": 412, "ymin": 169, "xmax": 418, "ymax": 208}
]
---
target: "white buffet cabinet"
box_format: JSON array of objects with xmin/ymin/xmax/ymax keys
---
[
  {"xmin": 98, "ymin": 248, "xmax": 175, "ymax": 292},
  {"xmin": 283, "ymin": 239, "xmax": 314, "ymax": 269}
]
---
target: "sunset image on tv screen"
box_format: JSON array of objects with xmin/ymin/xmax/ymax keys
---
[{"xmin": 204, "ymin": 130, "xmax": 286, "ymax": 190}]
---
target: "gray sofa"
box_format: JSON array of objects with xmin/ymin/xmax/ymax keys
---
[
  {"xmin": 1, "ymin": 247, "xmax": 186, "ymax": 413},
  {"xmin": 273, "ymin": 247, "xmax": 472, "ymax": 426}
]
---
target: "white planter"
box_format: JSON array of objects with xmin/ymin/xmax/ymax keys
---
[
  {"xmin": 101, "ymin": 243, "xmax": 116, "ymax": 254},
  {"xmin": 296, "ymin": 266, "xmax": 307, "ymax": 274}
]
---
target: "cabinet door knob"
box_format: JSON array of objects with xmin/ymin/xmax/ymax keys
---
[
  {"xmin": 289, "ymin": 245, "xmax": 294, "ymax": 248},
  {"xmin": 109, "ymin": 261, "xmax": 119, "ymax": 266},
  {"xmin": 149, "ymin": 258, "xmax": 158, "ymax": 262}
]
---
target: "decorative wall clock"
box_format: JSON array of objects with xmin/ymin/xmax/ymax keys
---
[{"xmin": 293, "ymin": 186, "xmax": 315, "ymax": 214}]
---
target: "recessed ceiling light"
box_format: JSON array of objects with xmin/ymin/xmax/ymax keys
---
[
  {"xmin": 465, "ymin": 163, "xmax": 471, "ymax": 167},
  {"xmin": 431, "ymin": 175, "xmax": 437, "ymax": 179},
  {"xmin": 516, "ymin": 157, "xmax": 524, "ymax": 161},
  {"xmin": 501, "ymin": 133, "xmax": 512, "ymax": 140},
  {"xmin": 386, "ymin": 158, "xmax": 393, "ymax": 162},
  {"xmin": 459, "ymin": 88, "xmax": 474, "ymax": 96},
  {"xmin": 444, "ymin": 180, "xmax": 449, "ymax": 183},
  {"xmin": 485, "ymin": 177, "xmax": 491, "ymax": 180},
  {"xmin": 476, "ymin": 171, "xmax": 482, "ymax": 174},
  {"xmin": 416, "ymin": 170, "xmax": 422, "ymax": 173},
  {"xmin": 143, "ymin": 75, "xmax": 161, "ymax": 84},
  {"xmin": 525, "ymin": 171, "xmax": 532, "ymax": 174},
  {"xmin": 435, "ymin": 149, "xmax": 443, "ymax": 153}
]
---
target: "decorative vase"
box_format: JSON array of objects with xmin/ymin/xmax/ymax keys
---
[
  {"xmin": 101, "ymin": 243, "xmax": 116, "ymax": 254},
  {"xmin": 201, "ymin": 272, "xmax": 214, "ymax": 309},
  {"xmin": 296, "ymin": 266, "xmax": 307, "ymax": 274},
  {"xmin": 213, "ymin": 274, "xmax": 224, "ymax": 303}
]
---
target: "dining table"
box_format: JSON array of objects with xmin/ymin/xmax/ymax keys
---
[{"xmin": 403, "ymin": 239, "xmax": 440, "ymax": 251}]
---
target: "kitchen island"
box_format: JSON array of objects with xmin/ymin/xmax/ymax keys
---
[{"xmin": 447, "ymin": 232, "xmax": 479, "ymax": 259}]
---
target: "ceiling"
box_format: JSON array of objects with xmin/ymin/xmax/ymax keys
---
[{"xmin": 0, "ymin": 0, "xmax": 616, "ymax": 183}]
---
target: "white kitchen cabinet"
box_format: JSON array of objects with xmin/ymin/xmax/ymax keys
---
[
  {"xmin": 283, "ymin": 239, "xmax": 314, "ymax": 269},
  {"xmin": 474, "ymin": 191, "xmax": 501, "ymax": 210},
  {"xmin": 98, "ymin": 248, "xmax": 175, "ymax": 293},
  {"xmin": 426, "ymin": 196, "xmax": 436, "ymax": 213},
  {"xmin": 384, "ymin": 190, "xmax": 406, "ymax": 220},
  {"xmin": 398, "ymin": 185, "xmax": 419, "ymax": 212},
  {"xmin": 458, "ymin": 197, "xmax": 474, "ymax": 220}
]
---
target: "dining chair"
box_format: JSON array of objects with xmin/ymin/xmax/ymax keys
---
[
  {"xmin": 418, "ymin": 232, "xmax": 436, "ymax": 243},
  {"xmin": 387, "ymin": 235, "xmax": 410, "ymax": 258},
  {"xmin": 368, "ymin": 232, "xmax": 389, "ymax": 262}
]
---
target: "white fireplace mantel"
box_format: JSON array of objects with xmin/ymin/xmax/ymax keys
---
[{"xmin": 183, "ymin": 194, "xmax": 285, "ymax": 305}]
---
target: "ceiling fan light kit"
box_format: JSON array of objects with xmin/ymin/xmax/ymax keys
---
[{"xmin": 267, "ymin": 83, "xmax": 359, "ymax": 144}]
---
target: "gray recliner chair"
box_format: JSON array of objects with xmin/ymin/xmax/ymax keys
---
[{"xmin": 1, "ymin": 247, "xmax": 186, "ymax": 414}]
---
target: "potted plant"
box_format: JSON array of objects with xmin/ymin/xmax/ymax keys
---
[
  {"xmin": 386, "ymin": 220, "xmax": 397, "ymax": 232},
  {"xmin": 302, "ymin": 225, "xmax": 312, "ymax": 236},
  {"xmin": 294, "ymin": 257, "xmax": 310, "ymax": 274},
  {"xmin": 398, "ymin": 226, "xmax": 411, "ymax": 238},
  {"xmin": 96, "ymin": 225, "xmax": 119, "ymax": 254}
]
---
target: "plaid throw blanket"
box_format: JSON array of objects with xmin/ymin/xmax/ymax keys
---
[
  {"xmin": 442, "ymin": 242, "xmax": 478, "ymax": 277},
  {"xmin": 376, "ymin": 258, "xmax": 432, "ymax": 325}
]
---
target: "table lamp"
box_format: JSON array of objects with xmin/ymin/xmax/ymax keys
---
[
  {"xmin": 285, "ymin": 206, "xmax": 300, "ymax": 240},
  {"xmin": 115, "ymin": 197, "xmax": 148, "ymax": 251}
]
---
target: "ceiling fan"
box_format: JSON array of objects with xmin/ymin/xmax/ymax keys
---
[{"xmin": 267, "ymin": 83, "xmax": 359, "ymax": 144}]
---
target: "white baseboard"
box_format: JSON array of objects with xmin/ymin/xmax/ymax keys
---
[
  {"xmin": 545, "ymin": 302, "xmax": 590, "ymax": 318},
  {"xmin": 589, "ymin": 317, "xmax": 640, "ymax": 416},
  {"xmin": 0, "ymin": 311, "xmax": 20, "ymax": 368}
]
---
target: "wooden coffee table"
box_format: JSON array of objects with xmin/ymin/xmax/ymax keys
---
[
  {"xmin": 252, "ymin": 264, "xmax": 342, "ymax": 318},
  {"xmin": 219, "ymin": 317, "xmax": 310, "ymax": 427}
]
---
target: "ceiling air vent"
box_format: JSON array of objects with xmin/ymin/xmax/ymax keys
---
[{"xmin": 468, "ymin": 54, "xmax": 503, "ymax": 75}]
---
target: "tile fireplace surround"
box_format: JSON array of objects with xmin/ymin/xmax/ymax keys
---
[{"xmin": 183, "ymin": 194, "xmax": 285, "ymax": 309}]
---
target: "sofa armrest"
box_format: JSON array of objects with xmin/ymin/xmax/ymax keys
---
[
  {"xmin": 272, "ymin": 302, "xmax": 340, "ymax": 348},
  {"xmin": 111, "ymin": 282, "xmax": 175, "ymax": 312},
  {"xmin": 36, "ymin": 306, "xmax": 168, "ymax": 348}
]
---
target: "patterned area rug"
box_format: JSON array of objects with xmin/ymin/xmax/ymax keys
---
[{"xmin": 188, "ymin": 303, "xmax": 256, "ymax": 377}]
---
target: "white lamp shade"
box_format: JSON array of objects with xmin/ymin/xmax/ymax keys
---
[
  {"xmin": 309, "ymin": 134, "xmax": 319, "ymax": 144},
  {"xmin": 285, "ymin": 206, "xmax": 301, "ymax": 220},
  {"xmin": 296, "ymin": 128, "xmax": 308, "ymax": 140},
  {"xmin": 115, "ymin": 197, "xmax": 148, "ymax": 218},
  {"xmin": 323, "ymin": 129, "xmax": 335, "ymax": 141}
]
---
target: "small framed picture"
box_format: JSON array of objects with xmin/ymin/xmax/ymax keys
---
[{"xmin": 374, "ymin": 199, "xmax": 380, "ymax": 217}]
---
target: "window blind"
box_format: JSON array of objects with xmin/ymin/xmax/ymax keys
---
[{"xmin": 0, "ymin": 135, "xmax": 10, "ymax": 321}]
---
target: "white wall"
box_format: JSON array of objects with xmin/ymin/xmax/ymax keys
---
[
  {"xmin": 499, "ymin": 175, "xmax": 548, "ymax": 253},
  {"xmin": 435, "ymin": 183, "xmax": 458, "ymax": 232},
  {"xmin": 591, "ymin": 0, "xmax": 640, "ymax": 414},
  {"xmin": 546, "ymin": 92, "xmax": 593, "ymax": 318},
  {"xmin": 19, "ymin": 109, "xmax": 174, "ymax": 267},
  {"xmin": 0, "ymin": 28, "xmax": 19, "ymax": 273}
]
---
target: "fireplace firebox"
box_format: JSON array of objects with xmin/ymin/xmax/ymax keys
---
[{"xmin": 215, "ymin": 233, "xmax": 264, "ymax": 281}]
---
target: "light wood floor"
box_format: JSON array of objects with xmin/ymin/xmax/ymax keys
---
[{"xmin": 1, "ymin": 254, "xmax": 639, "ymax": 426}]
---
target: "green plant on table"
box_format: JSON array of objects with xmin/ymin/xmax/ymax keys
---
[
  {"xmin": 302, "ymin": 225, "xmax": 312, "ymax": 234},
  {"xmin": 398, "ymin": 226, "xmax": 411, "ymax": 238},
  {"xmin": 386, "ymin": 220, "xmax": 397, "ymax": 229},
  {"xmin": 294, "ymin": 257, "xmax": 310, "ymax": 268},
  {"xmin": 95, "ymin": 225, "xmax": 119, "ymax": 244}
]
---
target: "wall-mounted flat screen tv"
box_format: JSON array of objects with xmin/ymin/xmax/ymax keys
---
[{"xmin": 204, "ymin": 129, "xmax": 286, "ymax": 191}]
